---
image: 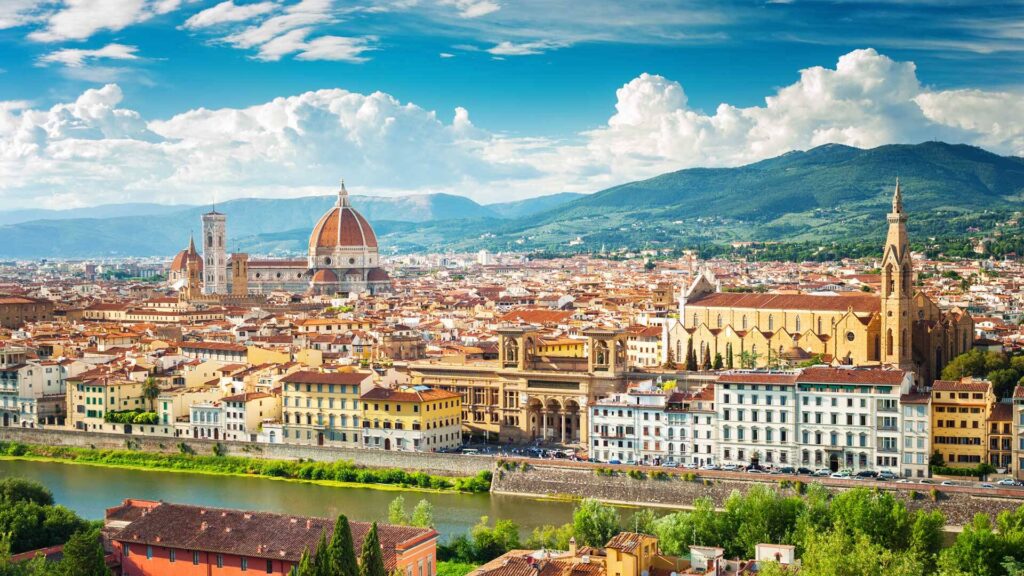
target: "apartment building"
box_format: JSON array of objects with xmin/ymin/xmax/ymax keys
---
[
  {"xmin": 663, "ymin": 391, "xmax": 694, "ymax": 465},
  {"xmin": 360, "ymin": 386, "xmax": 462, "ymax": 451},
  {"xmin": 280, "ymin": 370, "xmax": 375, "ymax": 446},
  {"xmin": 931, "ymin": 378, "xmax": 994, "ymax": 468},
  {"xmin": 1014, "ymin": 386, "xmax": 1024, "ymax": 481},
  {"xmin": 716, "ymin": 372, "xmax": 799, "ymax": 468},
  {"xmin": 67, "ymin": 372, "xmax": 147, "ymax": 431},
  {"xmin": 589, "ymin": 382, "xmax": 667, "ymax": 464},
  {"xmin": 900, "ymin": 392, "xmax": 932, "ymax": 478},
  {"xmin": 222, "ymin": 391, "xmax": 282, "ymax": 442}
]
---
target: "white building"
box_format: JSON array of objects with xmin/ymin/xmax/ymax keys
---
[
  {"xmin": 201, "ymin": 209, "xmax": 227, "ymax": 295},
  {"xmin": 715, "ymin": 367, "xmax": 911, "ymax": 472},
  {"xmin": 900, "ymin": 392, "xmax": 932, "ymax": 478},
  {"xmin": 589, "ymin": 381, "xmax": 667, "ymax": 465},
  {"xmin": 189, "ymin": 401, "xmax": 225, "ymax": 440}
]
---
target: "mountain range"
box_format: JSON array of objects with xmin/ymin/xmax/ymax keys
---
[{"xmin": 2, "ymin": 142, "xmax": 1023, "ymax": 259}]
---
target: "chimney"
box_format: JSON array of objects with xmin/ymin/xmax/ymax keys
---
[
  {"xmin": 306, "ymin": 519, "xmax": 313, "ymax": 530},
  {"xmin": 201, "ymin": 522, "xmax": 208, "ymax": 531},
  {"xmin": 569, "ymin": 537, "xmax": 577, "ymax": 557}
]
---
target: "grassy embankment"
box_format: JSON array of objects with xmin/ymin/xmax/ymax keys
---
[{"xmin": 0, "ymin": 441, "xmax": 492, "ymax": 493}]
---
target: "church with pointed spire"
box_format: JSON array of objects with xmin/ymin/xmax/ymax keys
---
[
  {"xmin": 665, "ymin": 180, "xmax": 973, "ymax": 384},
  {"xmin": 168, "ymin": 180, "xmax": 390, "ymax": 298}
]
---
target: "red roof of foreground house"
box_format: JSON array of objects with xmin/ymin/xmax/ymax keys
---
[
  {"xmin": 108, "ymin": 500, "xmax": 436, "ymax": 566},
  {"xmin": 932, "ymin": 379, "xmax": 991, "ymax": 393},
  {"xmin": 797, "ymin": 367, "xmax": 907, "ymax": 385},
  {"xmin": 360, "ymin": 386, "xmax": 460, "ymax": 403}
]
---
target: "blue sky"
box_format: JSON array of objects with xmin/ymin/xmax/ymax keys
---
[{"xmin": 0, "ymin": 0, "xmax": 1022, "ymax": 209}]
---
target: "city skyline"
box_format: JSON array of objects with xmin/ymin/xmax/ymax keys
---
[{"xmin": 0, "ymin": 0, "xmax": 1022, "ymax": 209}]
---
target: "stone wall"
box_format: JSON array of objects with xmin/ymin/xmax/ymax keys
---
[
  {"xmin": 0, "ymin": 427, "xmax": 493, "ymax": 477},
  {"xmin": 492, "ymin": 463, "xmax": 1024, "ymax": 527}
]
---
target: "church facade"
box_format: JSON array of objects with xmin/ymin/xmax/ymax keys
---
[
  {"xmin": 665, "ymin": 182, "xmax": 973, "ymax": 385},
  {"xmin": 169, "ymin": 182, "xmax": 390, "ymax": 297}
]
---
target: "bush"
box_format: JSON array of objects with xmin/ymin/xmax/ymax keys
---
[
  {"xmin": 651, "ymin": 470, "xmax": 670, "ymax": 481},
  {"xmin": 931, "ymin": 464, "xmax": 995, "ymax": 478},
  {"xmin": 929, "ymin": 489, "xmax": 939, "ymax": 502},
  {"xmin": 627, "ymin": 469, "xmax": 646, "ymax": 480}
]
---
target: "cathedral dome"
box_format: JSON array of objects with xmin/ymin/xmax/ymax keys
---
[
  {"xmin": 170, "ymin": 235, "xmax": 202, "ymax": 274},
  {"xmin": 310, "ymin": 269, "xmax": 338, "ymax": 284},
  {"xmin": 309, "ymin": 183, "xmax": 378, "ymax": 252}
]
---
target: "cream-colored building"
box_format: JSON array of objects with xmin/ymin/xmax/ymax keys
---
[
  {"xmin": 360, "ymin": 386, "xmax": 462, "ymax": 451},
  {"xmin": 67, "ymin": 372, "xmax": 147, "ymax": 432},
  {"xmin": 222, "ymin": 391, "xmax": 282, "ymax": 442},
  {"xmin": 280, "ymin": 370, "xmax": 375, "ymax": 446},
  {"xmin": 665, "ymin": 182, "xmax": 973, "ymax": 384}
]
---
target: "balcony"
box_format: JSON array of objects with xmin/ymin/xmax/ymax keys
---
[{"xmin": 877, "ymin": 446, "xmax": 899, "ymax": 454}]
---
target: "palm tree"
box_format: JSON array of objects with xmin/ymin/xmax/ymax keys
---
[{"xmin": 142, "ymin": 377, "xmax": 160, "ymax": 412}]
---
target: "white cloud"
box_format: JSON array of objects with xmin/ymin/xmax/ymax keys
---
[
  {"xmin": 182, "ymin": 0, "xmax": 279, "ymax": 29},
  {"xmin": 439, "ymin": 52, "xmax": 454, "ymax": 58},
  {"xmin": 27, "ymin": 0, "xmax": 191, "ymax": 42},
  {"xmin": 486, "ymin": 39, "xmax": 565, "ymax": 56},
  {"xmin": 438, "ymin": 0, "xmax": 499, "ymax": 18},
  {"xmin": 253, "ymin": 26, "xmax": 373, "ymax": 61},
  {"xmin": 1, "ymin": 48, "xmax": 1022, "ymax": 209},
  {"xmin": 37, "ymin": 42, "xmax": 140, "ymax": 67},
  {"xmin": 0, "ymin": 0, "xmax": 45, "ymax": 29}
]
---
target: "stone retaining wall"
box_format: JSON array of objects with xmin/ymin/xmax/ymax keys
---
[
  {"xmin": 0, "ymin": 427, "xmax": 493, "ymax": 477},
  {"xmin": 492, "ymin": 463, "xmax": 1024, "ymax": 527}
]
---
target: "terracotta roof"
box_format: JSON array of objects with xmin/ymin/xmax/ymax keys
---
[
  {"xmin": 932, "ymin": 379, "xmax": 991, "ymax": 393},
  {"xmin": 309, "ymin": 204, "xmax": 378, "ymax": 250},
  {"xmin": 797, "ymin": 367, "xmax": 907, "ymax": 386},
  {"xmin": 110, "ymin": 501, "xmax": 435, "ymax": 566},
  {"xmin": 1013, "ymin": 386, "xmax": 1024, "ymax": 399},
  {"xmin": 361, "ymin": 386, "xmax": 461, "ymax": 403},
  {"xmin": 605, "ymin": 532, "xmax": 647, "ymax": 554},
  {"xmin": 688, "ymin": 292, "xmax": 879, "ymax": 313},
  {"xmin": 900, "ymin": 392, "xmax": 931, "ymax": 404},
  {"xmin": 280, "ymin": 370, "xmax": 373, "ymax": 386},
  {"xmin": 990, "ymin": 402, "xmax": 1013, "ymax": 421},
  {"xmin": 499, "ymin": 309, "xmax": 572, "ymax": 324},
  {"xmin": 180, "ymin": 341, "xmax": 248, "ymax": 353}
]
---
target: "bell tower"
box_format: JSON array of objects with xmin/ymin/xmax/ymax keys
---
[{"xmin": 880, "ymin": 179, "xmax": 914, "ymax": 370}]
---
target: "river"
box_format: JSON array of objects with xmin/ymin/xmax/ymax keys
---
[{"xmin": 0, "ymin": 460, "xmax": 650, "ymax": 540}]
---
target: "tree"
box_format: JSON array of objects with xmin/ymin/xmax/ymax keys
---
[
  {"xmin": 726, "ymin": 344, "xmax": 734, "ymax": 369},
  {"xmin": 359, "ymin": 523, "xmax": 387, "ymax": 576},
  {"xmin": 799, "ymin": 529, "xmax": 924, "ymax": 576},
  {"xmin": 572, "ymin": 499, "xmax": 620, "ymax": 547},
  {"xmin": 524, "ymin": 524, "xmax": 574, "ymax": 551},
  {"xmin": 470, "ymin": 517, "xmax": 519, "ymax": 562},
  {"xmin": 388, "ymin": 496, "xmax": 408, "ymax": 525},
  {"xmin": 701, "ymin": 347, "xmax": 712, "ymax": 371},
  {"xmin": 937, "ymin": 514, "xmax": 1006, "ymax": 576},
  {"xmin": 411, "ymin": 500, "xmax": 434, "ymax": 529},
  {"xmin": 0, "ymin": 478, "xmax": 54, "ymax": 507},
  {"xmin": 329, "ymin": 514, "xmax": 359, "ymax": 576},
  {"xmin": 313, "ymin": 530, "xmax": 330, "ymax": 576},
  {"xmin": 713, "ymin": 352, "xmax": 724, "ymax": 370},
  {"xmin": 663, "ymin": 347, "xmax": 675, "ymax": 369},
  {"xmin": 296, "ymin": 548, "xmax": 315, "ymax": 576},
  {"xmin": 56, "ymin": 528, "xmax": 107, "ymax": 576},
  {"xmin": 685, "ymin": 340, "xmax": 697, "ymax": 371},
  {"xmin": 909, "ymin": 509, "xmax": 945, "ymax": 574},
  {"xmin": 141, "ymin": 377, "xmax": 160, "ymax": 412},
  {"xmin": 630, "ymin": 509, "xmax": 656, "ymax": 536}
]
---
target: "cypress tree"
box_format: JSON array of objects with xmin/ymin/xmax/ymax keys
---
[
  {"xmin": 313, "ymin": 530, "xmax": 330, "ymax": 576},
  {"xmin": 701, "ymin": 346, "xmax": 712, "ymax": 371},
  {"xmin": 330, "ymin": 514, "xmax": 359, "ymax": 576},
  {"xmin": 296, "ymin": 548, "xmax": 315, "ymax": 576},
  {"xmin": 685, "ymin": 340, "xmax": 697, "ymax": 371},
  {"xmin": 726, "ymin": 344, "xmax": 734, "ymax": 369},
  {"xmin": 359, "ymin": 523, "xmax": 387, "ymax": 576}
]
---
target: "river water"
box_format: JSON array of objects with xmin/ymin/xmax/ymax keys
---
[{"xmin": 0, "ymin": 460, "xmax": 647, "ymax": 540}]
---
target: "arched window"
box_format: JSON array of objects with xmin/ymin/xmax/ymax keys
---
[
  {"xmin": 901, "ymin": 329, "xmax": 908, "ymax": 357},
  {"xmin": 717, "ymin": 314, "xmax": 723, "ymax": 328},
  {"xmin": 886, "ymin": 329, "xmax": 894, "ymax": 356},
  {"xmin": 795, "ymin": 317, "xmax": 801, "ymax": 332},
  {"xmin": 886, "ymin": 265, "xmax": 895, "ymax": 296},
  {"xmin": 742, "ymin": 315, "xmax": 748, "ymax": 330},
  {"xmin": 207, "ymin": 234, "xmax": 213, "ymax": 248},
  {"xmin": 692, "ymin": 313, "xmax": 699, "ymax": 327},
  {"xmin": 902, "ymin": 264, "xmax": 911, "ymax": 292},
  {"xmin": 817, "ymin": 317, "xmax": 823, "ymax": 334},
  {"xmin": 768, "ymin": 315, "xmax": 774, "ymax": 331}
]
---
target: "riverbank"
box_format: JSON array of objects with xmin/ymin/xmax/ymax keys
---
[{"xmin": 0, "ymin": 441, "xmax": 492, "ymax": 494}]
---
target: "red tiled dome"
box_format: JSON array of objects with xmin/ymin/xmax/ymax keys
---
[
  {"xmin": 311, "ymin": 269, "xmax": 338, "ymax": 284},
  {"xmin": 367, "ymin": 268, "xmax": 389, "ymax": 282},
  {"xmin": 309, "ymin": 206, "xmax": 378, "ymax": 251},
  {"xmin": 170, "ymin": 236, "xmax": 202, "ymax": 273}
]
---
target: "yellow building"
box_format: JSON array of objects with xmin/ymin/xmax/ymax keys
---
[
  {"xmin": 666, "ymin": 182, "xmax": 973, "ymax": 384},
  {"xmin": 536, "ymin": 338, "xmax": 585, "ymax": 358},
  {"xmin": 409, "ymin": 327, "xmax": 628, "ymax": 445},
  {"xmin": 931, "ymin": 378, "xmax": 994, "ymax": 467},
  {"xmin": 604, "ymin": 533, "xmax": 660, "ymax": 576},
  {"xmin": 360, "ymin": 386, "xmax": 462, "ymax": 451},
  {"xmin": 280, "ymin": 370, "xmax": 374, "ymax": 446},
  {"xmin": 1014, "ymin": 386, "xmax": 1024, "ymax": 481},
  {"xmin": 67, "ymin": 372, "xmax": 147, "ymax": 432}
]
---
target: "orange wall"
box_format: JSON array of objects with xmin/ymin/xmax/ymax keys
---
[{"xmin": 118, "ymin": 543, "xmax": 294, "ymax": 576}]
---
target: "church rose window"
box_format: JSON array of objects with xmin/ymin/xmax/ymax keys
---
[{"xmin": 846, "ymin": 331, "xmax": 855, "ymax": 341}]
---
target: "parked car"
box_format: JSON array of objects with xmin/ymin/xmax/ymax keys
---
[
  {"xmin": 979, "ymin": 483, "xmax": 995, "ymax": 489},
  {"xmin": 746, "ymin": 467, "xmax": 765, "ymax": 474},
  {"xmin": 778, "ymin": 466, "xmax": 796, "ymax": 474},
  {"xmin": 896, "ymin": 478, "xmax": 912, "ymax": 484},
  {"xmin": 855, "ymin": 470, "xmax": 877, "ymax": 478},
  {"xmin": 701, "ymin": 464, "xmax": 719, "ymax": 471},
  {"xmin": 918, "ymin": 479, "xmax": 934, "ymax": 484},
  {"xmin": 721, "ymin": 464, "xmax": 740, "ymax": 471},
  {"xmin": 940, "ymin": 480, "xmax": 956, "ymax": 486},
  {"xmin": 830, "ymin": 471, "xmax": 851, "ymax": 479},
  {"xmin": 607, "ymin": 459, "xmax": 622, "ymax": 465},
  {"xmin": 996, "ymin": 479, "xmax": 1019, "ymax": 486},
  {"xmin": 797, "ymin": 467, "xmax": 814, "ymax": 475},
  {"xmin": 877, "ymin": 471, "xmax": 896, "ymax": 481},
  {"xmin": 814, "ymin": 468, "xmax": 832, "ymax": 477},
  {"xmin": 682, "ymin": 462, "xmax": 699, "ymax": 469}
]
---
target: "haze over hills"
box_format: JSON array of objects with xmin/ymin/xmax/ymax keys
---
[{"xmin": 1, "ymin": 142, "xmax": 1022, "ymax": 259}]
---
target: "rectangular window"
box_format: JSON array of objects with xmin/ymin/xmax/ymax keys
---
[
  {"xmin": 242, "ymin": 558, "xmax": 249, "ymax": 571},
  {"xmin": 268, "ymin": 559, "xmax": 274, "ymax": 573},
  {"xmin": 147, "ymin": 546, "xmax": 153, "ymax": 560},
  {"xmin": 218, "ymin": 554, "xmax": 224, "ymax": 568},
  {"xmin": 124, "ymin": 544, "xmax": 130, "ymax": 557},
  {"xmin": 169, "ymin": 550, "xmax": 176, "ymax": 563},
  {"xmin": 194, "ymin": 551, "xmax": 200, "ymax": 565}
]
